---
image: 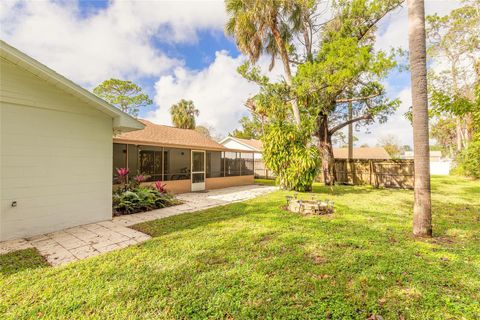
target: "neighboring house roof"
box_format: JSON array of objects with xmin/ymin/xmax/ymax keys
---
[
  {"xmin": 333, "ymin": 147, "xmax": 391, "ymax": 160},
  {"xmin": 0, "ymin": 40, "xmax": 144, "ymax": 132},
  {"xmin": 114, "ymin": 120, "xmax": 246, "ymax": 151},
  {"xmin": 220, "ymin": 137, "xmax": 263, "ymax": 152}
]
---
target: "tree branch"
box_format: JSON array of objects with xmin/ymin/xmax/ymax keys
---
[
  {"xmin": 328, "ymin": 113, "xmax": 373, "ymax": 135},
  {"xmin": 335, "ymin": 93, "xmax": 381, "ymax": 103},
  {"xmin": 356, "ymin": 1, "xmax": 405, "ymax": 42}
]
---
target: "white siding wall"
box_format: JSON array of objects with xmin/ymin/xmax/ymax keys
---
[
  {"xmin": 222, "ymin": 139, "xmax": 263, "ymax": 159},
  {"xmin": 430, "ymin": 161, "xmax": 451, "ymax": 175},
  {"xmin": 0, "ymin": 58, "xmax": 113, "ymax": 240},
  {"xmin": 222, "ymin": 139, "xmax": 252, "ymax": 151}
]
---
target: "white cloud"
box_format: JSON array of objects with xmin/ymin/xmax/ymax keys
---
[
  {"xmin": 0, "ymin": 0, "xmax": 227, "ymax": 86},
  {"xmin": 375, "ymin": 0, "xmax": 462, "ymax": 52},
  {"xmin": 149, "ymin": 51, "xmax": 261, "ymax": 135},
  {"xmin": 0, "ymin": 0, "xmax": 464, "ymax": 144},
  {"xmin": 366, "ymin": 0, "xmax": 463, "ymax": 147}
]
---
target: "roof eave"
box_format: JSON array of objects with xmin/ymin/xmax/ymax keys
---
[
  {"xmin": 0, "ymin": 40, "xmax": 144, "ymax": 133},
  {"xmin": 220, "ymin": 136, "xmax": 262, "ymax": 152},
  {"xmin": 113, "ymin": 137, "xmax": 255, "ymax": 153}
]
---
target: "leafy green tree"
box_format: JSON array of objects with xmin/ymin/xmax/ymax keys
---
[
  {"xmin": 454, "ymin": 60, "xmax": 480, "ymax": 178},
  {"xmin": 431, "ymin": 117, "xmax": 457, "ymax": 157},
  {"xmin": 170, "ymin": 99, "xmax": 199, "ymax": 129},
  {"xmin": 377, "ymin": 134, "xmax": 402, "ymax": 158},
  {"xmin": 293, "ymin": 0, "xmax": 403, "ymax": 184},
  {"xmin": 225, "ymin": 0, "xmax": 308, "ymax": 125},
  {"xmin": 195, "ymin": 125, "xmax": 211, "ymax": 138},
  {"xmin": 229, "ymin": 0, "xmax": 403, "ymax": 188},
  {"xmin": 93, "ymin": 79, "xmax": 152, "ymax": 117},
  {"xmin": 426, "ymin": 0, "xmax": 479, "ymax": 151},
  {"xmin": 425, "ymin": 0, "xmax": 479, "ymax": 178},
  {"xmin": 332, "ymin": 131, "xmax": 358, "ymax": 148},
  {"xmin": 230, "ymin": 115, "xmax": 263, "ymax": 139}
]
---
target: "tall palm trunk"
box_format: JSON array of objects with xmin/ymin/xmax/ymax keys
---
[
  {"xmin": 271, "ymin": 24, "xmax": 301, "ymax": 126},
  {"xmin": 408, "ymin": 0, "xmax": 432, "ymax": 237}
]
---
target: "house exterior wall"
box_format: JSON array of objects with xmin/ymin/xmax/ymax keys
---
[
  {"xmin": 0, "ymin": 58, "xmax": 113, "ymax": 240},
  {"xmin": 430, "ymin": 161, "xmax": 451, "ymax": 175},
  {"xmin": 159, "ymin": 180, "xmax": 191, "ymax": 194},
  {"xmin": 118, "ymin": 176, "xmax": 255, "ymax": 195},
  {"xmin": 221, "ymin": 139, "xmax": 262, "ymax": 159},
  {"xmin": 222, "ymin": 139, "xmax": 252, "ymax": 151},
  {"xmin": 206, "ymin": 176, "xmax": 254, "ymax": 190},
  {"xmin": 115, "ymin": 180, "xmax": 192, "ymax": 194}
]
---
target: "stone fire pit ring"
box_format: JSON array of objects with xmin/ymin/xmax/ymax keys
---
[{"xmin": 285, "ymin": 195, "xmax": 334, "ymax": 215}]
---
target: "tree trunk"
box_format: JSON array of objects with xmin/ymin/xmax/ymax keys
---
[
  {"xmin": 451, "ymin": 66, "xmax": 465, "ymax": 153},
  {"xmin": 408, "ymin": 0, "xmax": 432, "ymax": 237},
  {"xmin": 348, "ymin": 102, "xmax": 353, "ymax": 160},
  {"xmin": 270, "ymin": 23, "xmax": 301, "ymax": 126},
  {"xmin": 456, "ymin": 117, "xmax": 463, "ymax": 151},
  {"xmin": 318, "ymin": 114, "xmax": 336, "ymax": 185}
]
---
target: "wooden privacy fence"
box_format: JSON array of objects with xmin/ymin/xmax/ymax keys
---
[
  {"xmin": 255, "ymin": 158, "xmax": 414, "ymax": 189},
  {"xmin": 333, "ymin": 159, "xmax": 414, "ymax": 189}
]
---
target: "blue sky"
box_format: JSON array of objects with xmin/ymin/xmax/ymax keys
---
[{"xmin": 0, "ymin": 0, "xmax": 461, "ymax": 146}]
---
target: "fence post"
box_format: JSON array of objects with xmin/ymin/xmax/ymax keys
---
[{"xmin": 369, "ymin": 160, "xmax": 373, "ymax": 186}]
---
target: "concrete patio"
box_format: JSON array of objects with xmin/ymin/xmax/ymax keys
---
[{"xmin": 0, "ymin": 185, "xmax": 276, "ymax": 266}]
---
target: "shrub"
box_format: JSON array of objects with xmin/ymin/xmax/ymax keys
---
[
  {"xmin": 454, "ymin": 140, "xmax": 480, "ymax": 179},
  {"xmin": 113, "ymin": 187, "xmax": 179, "ymax": 215},
  {"xmin": 453, "ymin": 91, "xmax": 480, "ymax": 179},
  {"xmin": 263, "ymin": 121, "xmax": 320, "ymax": 192}
]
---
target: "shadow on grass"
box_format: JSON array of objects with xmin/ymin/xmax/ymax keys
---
[
  {"xmin": 126, "ymin": 206, "xmax": 478, "ymax": 319},
  {"xmin": 460, "ymin": 185, "xmax": 480, "ymax": 195},
  {"xmin": 0, "ymin": 248, "xmax": 49, "ymax": 276},
  {"xmin": 398, "ymin": 194, "xmax": 480, "ymax": 240},
  {"xmin": 257, "ymin": 179, "xmax": 409, "ymax": 197},
  {"xmin": 310, "ymin": 184, "xmax": 376, "ymax": 196}
]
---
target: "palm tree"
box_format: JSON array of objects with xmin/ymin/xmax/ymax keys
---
[
  {"xmin": 407, "ymin": 0, "xmax": 432, "ymax": 237},
  {"xmin": 170, "ymin": 99, "xmax": 199, "ymax": 129},
  {"xmin": 225, "ymin": 0, "xmax": 302, "ymax": 125}
]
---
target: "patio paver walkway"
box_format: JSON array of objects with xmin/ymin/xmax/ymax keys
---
[{"xmin": 0, "ymin": 185, "xmax": 276, "ymax": 266}]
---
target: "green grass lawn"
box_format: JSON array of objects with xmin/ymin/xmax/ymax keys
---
[{"xmin": 1, "ymin": 176, "xmax": 479, "ymax": 319}]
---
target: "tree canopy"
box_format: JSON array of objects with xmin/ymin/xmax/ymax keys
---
[
  {"xmin": 170, "ymin": 99, "xmax": 200, "ymax": 129},
  {"xmin": 93, "ymin": 79, "xmax": 152, "ymax": 117},
  {"xmin": 230, "ymin": 115, "xmax": 264, "ymax": 139},
  {"xmin": 377, "ymin": 134, "xmax": 403, "ymax": 158},
  {"xmin": 423, "ymin": 0, "xmax": 479, "ymax": 179},
  {"xmin": 228, "ymin": 0, "xmax": 403, "ymax": 188},
  {"xmin": 426, "ymin": 0, "xmax": 479, "ymax": 152}
]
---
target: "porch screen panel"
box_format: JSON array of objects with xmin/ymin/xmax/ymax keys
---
[
  {"xmin": 241, "ymin": 152, "xmax": 254, "ymax": 175},
  {"xmin": 138, "ymin": 146, "xmax": 163, "ymax": 181},
  {"xmin": 164, "ymin": 148, "xmax": 191, "ymax": 180},
  {"xmin": 207, "ymin": 151, "xmax": 222, "ymax": 178},
  {"xmin": 127, "ymin": 144, "xmax": 138, "ymax": 178},
  {"xmin": 225, "ymin": 152, "xmax": 241, "ymax": 176},
  {"xmin": 113, "ymin": 143, "xmax": 127, "ymax": 183},
  {"xmin": 221, "ymin": 152, "xmax": 226, "ymax": 176}
]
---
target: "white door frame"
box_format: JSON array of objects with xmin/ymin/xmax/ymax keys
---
[{"xmin": 191, "ymin": 150, "xmax": 206, "ymax": 191}]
